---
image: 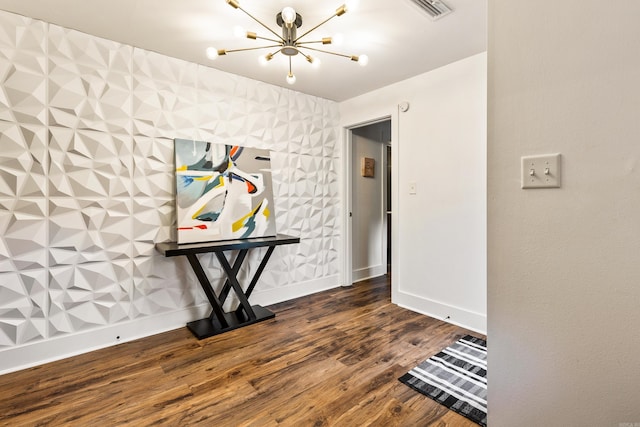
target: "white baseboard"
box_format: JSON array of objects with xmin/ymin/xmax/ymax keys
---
[
  {"xmin": 0, "ymin": 275, "xmax": 341, "ymax": 376},
  {"xmin": 395, "ymin": 290, "xmax": 487, "ymax": 335},
  {"xmin": 0, "ymin": 304, "xmax": 210, "ymax": 376},
  {"xmin": 352, "ymin": 264, "xmax": 387, "ymax": 283}
]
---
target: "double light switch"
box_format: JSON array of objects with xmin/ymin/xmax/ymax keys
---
[{"xmin": 521, "ymin": 153, "xmax": 561, "ymax": 189}]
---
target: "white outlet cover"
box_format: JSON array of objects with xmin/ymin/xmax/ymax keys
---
[{"xmin": 521, "ymin": 153, "xmax": 561, "ymax": 189}]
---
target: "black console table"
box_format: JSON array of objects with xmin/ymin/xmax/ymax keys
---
[{"xmin": 156, "ymin": 234, "xmax": 300, "ymax": 339}]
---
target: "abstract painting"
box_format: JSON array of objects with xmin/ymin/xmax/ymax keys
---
[{"xmin": 174, "ymin": 139, "xmax": 276, "ymax": 244}]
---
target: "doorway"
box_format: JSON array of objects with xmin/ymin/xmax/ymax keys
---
[{"xmin": 349, "ymin": 120, "xmax": 391, "ymax": 283}]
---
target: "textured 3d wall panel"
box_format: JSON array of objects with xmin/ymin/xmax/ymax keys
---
[
  {"xmin": 133, "ymin": 49, "xmax": 199, "ymax": 140},
  {"xmin": 0, "ymin": 121, "xmax": 48, "ymax": 199},
  {"xmin": 0, "ymin": 12, "xmax": 48, "ymax": 347},
  {"xmin": 48, "ymin": 26, "xmax": 132, "ymax": 134},
  {"xmin": 0, "ymin": 13, "xmax": 47, "ymax": 126},
  {"xmin": 0, "ymin": 9, "xmax": 340, "ymax": 351}
]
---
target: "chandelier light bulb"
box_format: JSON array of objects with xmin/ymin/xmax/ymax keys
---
[
  {"xmin": 286, "ymin": 72, "xmax": 296, "ymax": 85},
  {"xmin": 344, "ymin": 0, "xmax": 359, "ymax": 12},
  {"xmin": 259, "ymin": 53, "xmax": 274, "ymax": 66},
  {"xmin": 307, "ymin": 55, "xmax": 321, "ymax": 68},
  {"xmin": 281, "ymin": 7, "xmax": 296, "ymax": 25},
  {"xmin": 206, "ymin": 47, "xmax": 219, "ymax": 60},
  {"xmin": 233, "ymin": 25, "xmax": 245, "ymax": 38},
  {"xmin": 332, "ymin": 33, "xmax": 344, "ymax": 46},
  {"xmin": 358, "ymin": 54, "xmax": 369, "ymax": 66}
]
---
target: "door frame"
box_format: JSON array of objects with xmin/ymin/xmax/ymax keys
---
[{"xmin": 341, "ymin": 109, "xmax": 399, "ymax": 302}]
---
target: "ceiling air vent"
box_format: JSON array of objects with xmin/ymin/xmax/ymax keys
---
[{"xmin": 408, "ymin": 0, "xmax": 453, "ymax": 20}]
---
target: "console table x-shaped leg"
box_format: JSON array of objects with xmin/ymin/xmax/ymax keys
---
[
  {"xmin": 185, "ymin": 247, "xmax": 276, "ymax": 338},
  {"xmin": 156, "ymin": 235, "xmax": 300, "ymax": 339}
]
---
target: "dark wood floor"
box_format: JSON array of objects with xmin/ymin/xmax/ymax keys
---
[{"xmin": 0, "ymin": 276, "xmax": 482, "ymax": 426}]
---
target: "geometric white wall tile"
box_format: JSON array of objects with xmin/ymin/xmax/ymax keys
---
[
  {"xmin": 132, "ymin": 76, "xmax": 199, "ymax": 140},
  {"xmin": 197, "ymin": 66, "xmax": 290, "ymax": 150},
  {"xmin": 48, "ymin": 197, "xmax": 132, "ymax": 265},
  {"xmin": 288, "ymin": 126, "xmax": 309, "ymax": 156},
  {"xmin": 289, "ymin": 154, "xmax": 323, "ymax": 198},
  {"xmin": 240, "ymin": 244, "xmax": 294, "ymax": 292},
  {"xmin": 132, "ymin": 136, "xmax": 174, "ymax": 199},
  {"xmin": 274, "ymin": 199, "xmax": 291, "ymax": 236},
  {"xmin": 259, "ymin": 245, "xmax": 293, "ymax": 291},
  {"xmin": 196, "ymin": 65, "xmax": 241, "ymax": 143},
  {"xmin": 287, "ymin": 196, "xmax": 325, "ymax": 241},
  {"xmin": 322, "ymin": 235, "xmax": 341, "ymax": 277},
  {"xmin": 291, "ymin": 238, "xmax": 324, "ymax": 283},
  {"xmin": 0, "ymin": 13, "xmax": 47, "ymax": 125},
  {"xmin": 48, "ymin": 261, "xmax": 131, "ymax": 335},
  {"xmin": 0, "ymin": 122, "xmax": 47, "ymax": 198},
  {"xmin": 323, "ymin": 157, "xmax": 340, "ymax": 199},
  {"xmin": 306, "ymin": 99, "xmax": 325, "ymax": 158},
  {"xmin": 249, "ymin": 83, "xmax": 291, "ymax": 153},
  {"xmin": 132, "ymin": 198, "xmax": 174, "ymax": 258},
  {"xmin": 283, "ymin": 194, "xmax": 324, "ymax": 242},
  {"xmin": 286, "ymin": 197, "xmax": 310, "ymax": 238},
  {"xmin": 132, "ymin": 49, "xmax": 198, "ymax": 139},
  {"xmin": 322, "ymin": 127, "xmax": 339, "ymax": 159},
  {"xmin": 269, "ymin": 152, "xmax": 290, "ymax": 236},
  {"xmin": 0, "ymin": 198, "xmax": 47, "ymax": 271},
  {"xmin": 288, "ymin": 91, "xmax": 322, "ymax": 156},
  {"xmin": 198, "ymin": 252, "xmax": 224, "ymax": 275},
  {"xmin": 0, "ymin": 269, "xmax": 47, "ymax": 347},
  {"xmin": 308, "ymin": 128, "xmax": 324, "ymax": 157},
  {"xmin": 322, "ymin": 100, "xmax": 340, "ymax": 159},
  {"xmin": 242, "ymin": 83, "xmax": 286, "ymax": 149},
  {"xmin": 322, "ymin": 197, "xmax": 341, "ymax": 239},
  {"xmin": 133, "ymin": 48, "xmax": 197, "ymax": 87},
  {"xmin": 269, "ymin": 151, "xmax": 289, "ymax": 199},
  {"xmin": 321, "ymin": 153, "xmax": 341, "ymax": 279},
  {"xmin": 48, "ymin": 127, "xmax": 132, "ymax": 198},
  {"xmin": 308, "ymin": 198, "xmax": 325, "ymax": 240},
  {"xmin": 48, "ymin": 26, "xmax": 132, "ymax": 133},
  {"xmin": 131, "ymin": 255, "xmax": 198, "ymax": 318},
  {"xmin": 47, "ymin": 25, "xmax": 132, "ymax": 73}
]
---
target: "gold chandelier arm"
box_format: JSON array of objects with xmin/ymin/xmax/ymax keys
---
[
  {"xmin": 296, "ymin": 37, "xmax": 333, "ymax": 45},
  {"xmin": 223, "ymin": 44, "xmax": 283, "ymax": 54},
  {"xmin": 227, "ymin": 0, "xmax": 285, "ymax": 42},
  {"xmin": 297, "ymin": 45, "xmax": 354, "ymax": 60},
  {"xmin": 297, "ymin": 50, "xmax": 313, "ymax": 62},
  {"xmin": 293, "ymin": 5, "xmax": 347, "ymax": 43},
  {"xmin": 254, "ymin": 35, "xmax": 282, "ymax": 43}
]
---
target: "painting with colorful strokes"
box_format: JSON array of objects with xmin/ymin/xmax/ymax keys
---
[{"xmin": 174, "ymin": 139, "xmax": 277, "ymax": 244}]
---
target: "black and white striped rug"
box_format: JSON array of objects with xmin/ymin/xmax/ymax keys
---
[{"xmin": 399, "ymin": 335, "xmax": 487, "ymax": 426}]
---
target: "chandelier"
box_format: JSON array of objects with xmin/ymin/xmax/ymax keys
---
[{"xmin": 207, "ymin": 0, "xmax": 369, "ymax": 85}]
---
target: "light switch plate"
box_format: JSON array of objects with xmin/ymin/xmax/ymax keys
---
[
  {"xmin": 409, "ymin": 182, "xmax": 417, "ymax": 195},
  {"xmin": 521, "ymin": 153, "xmax": 561, "ymax": 189}
]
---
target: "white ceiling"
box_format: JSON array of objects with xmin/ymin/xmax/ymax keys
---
[{"xmin": 0, "ymin": 0, "xmax": 486, "ymax": 102}]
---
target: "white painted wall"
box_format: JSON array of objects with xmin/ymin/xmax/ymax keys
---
[
  {"xmin": 351, "ymin": 123, "xmax": 388, "ymax": 281},
  {"xmin": 488, "ymin": 1, "xmax": 640, "ymax": 426},
  {"xmin": 340, "ymin": 52, "xmax": 487, "ymax": 333}
]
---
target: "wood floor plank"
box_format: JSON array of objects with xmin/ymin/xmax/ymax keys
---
[{"xmin": 0, "ymin": 275, "xmax": 484, "ymax": 426}]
